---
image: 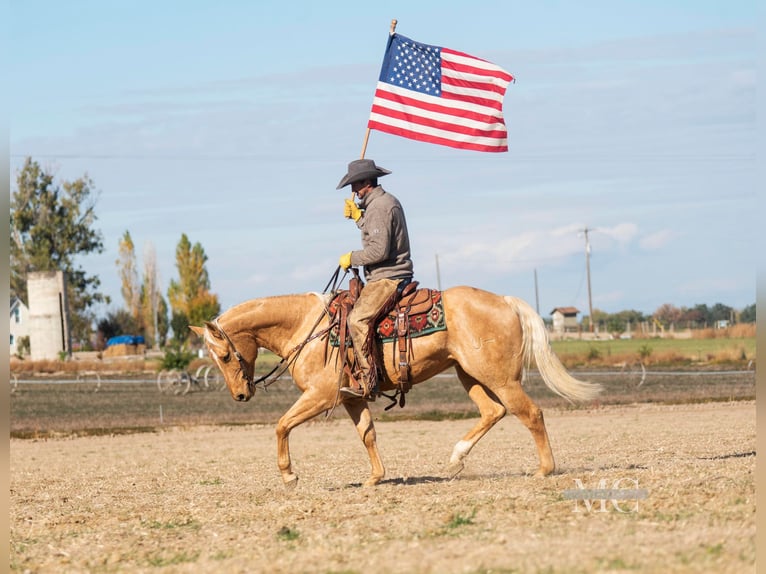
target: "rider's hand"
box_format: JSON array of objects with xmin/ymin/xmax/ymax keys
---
[
  {"xmin": 344, "ymin": 199, "xmax": 362, "ymax": 222},
  {"xmin": 339, "ymin": 252, "xmax": 353, "ymax": 270}
]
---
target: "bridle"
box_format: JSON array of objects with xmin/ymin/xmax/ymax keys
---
[
  {"xmin": 211, "ymin": 310, "xmax": 333, "ymax": 394},
  {"xmin": 209, "ymin": 266, "xmax": 349, "ymax": 394},
  {"xmin": 211, "ymin": 319, "xmax": 264, "ymax": 393}
]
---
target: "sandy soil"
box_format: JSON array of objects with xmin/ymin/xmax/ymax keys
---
[{"xmin": 10, "ymin": 401, "xmax": 755, "ymax": 573}]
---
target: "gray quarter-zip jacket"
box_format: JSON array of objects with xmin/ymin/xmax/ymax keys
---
[{"xmin": 350, "ymin": 186, "xmax": 414, "ymax": 282}]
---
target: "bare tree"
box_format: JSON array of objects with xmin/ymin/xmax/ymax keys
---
[{"xmin": 142, "ymin": 241, "xmax": 161, "ymax": 348}]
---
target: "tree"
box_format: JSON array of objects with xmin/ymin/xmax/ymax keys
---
[
  {"xmin": 10, "ymin": 157, "xmax": 108, "ymax": 341},
  {"xmin": 140, "ymin": 241, "xmax": 163, "ymax": 348},
  {"xmin": 167, "ymin": 233, "xmax": 221, "ymax": 342},
  {"xmin": 170, "ymin": 310, "xmax": 190, "ymax": 345},
  {"xmin": 740, "ymin": 303, "xmax": 756, "ymax": 323},
  {"xmin": 608, "ymin": 309, "xmax": 647, "ymax": 335},
  {"xmin": 95, "ymin": 309, "xmax": 140, "ymax": 351},
  {"xmin": 116, "ymin": 230, "xmax": 141, "ymax": 325},
  {"xmin": 586, "ymin": 308, "xmax": 609, "ymax": 333},
  {"xmin": 710, "ymin": 303, "xmax": 734, "ymax": 324},
  {"xmin": 687, "ymin": 304, "xmax": 711, "ymax": 328},
  {"xmin": 653, "ymin": 304, "xmax": 682, "ymax": 326},
  {"xmin": 156, "ymin": 296, "xmax": 170, "ymax": 347}
]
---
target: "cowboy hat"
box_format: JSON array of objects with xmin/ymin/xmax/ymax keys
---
[{"xmin": 336, "ymin": 158, "xmax": 392, "ymax": 189}]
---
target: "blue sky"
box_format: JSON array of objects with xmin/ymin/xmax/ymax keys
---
[{"xmin": 9, "ymin": 1, "xmax": 756, "ymax": 319}]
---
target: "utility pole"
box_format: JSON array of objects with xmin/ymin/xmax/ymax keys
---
[
  {"xmin": 582, "ymin": 227, "xmax": 594, "ymax": 332},
  {"xmin": 534, "ymin": 268, "xmax": 540, "ymax": 314},
  {"xmin": 435, "ymin": 253, "xmax": 442, "ymax": 291}
]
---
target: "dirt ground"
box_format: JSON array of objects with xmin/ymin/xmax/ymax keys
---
[{"xmin": 10, "ymin": 400, "xmax": 755, "ymax": 573}]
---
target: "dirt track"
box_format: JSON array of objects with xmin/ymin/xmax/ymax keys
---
[{"xmin": 10, "ymin": 401, "xmax": 755, "ymax": 573}]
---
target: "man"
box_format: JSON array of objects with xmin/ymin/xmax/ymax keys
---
[{"xmin": 337, "ymin": 158, "xmax": 414, "ymax": 399}]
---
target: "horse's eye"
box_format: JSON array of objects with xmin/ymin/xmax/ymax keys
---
[{"xmin": 221, "ymin": 353, "xmax": 231, "ymax": 363}]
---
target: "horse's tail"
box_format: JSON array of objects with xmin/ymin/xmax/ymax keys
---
[{"xmin": 503, "ymin": 295, "xmax": 602, "ymax": 402}]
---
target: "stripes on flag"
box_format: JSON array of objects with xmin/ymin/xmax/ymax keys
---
[{"xmin": 367, "ymin": 34, "xmax": 513, "ymax": 153}]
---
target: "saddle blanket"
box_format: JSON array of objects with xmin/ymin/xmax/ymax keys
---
[{"xmin": 327, "ymin": 288, "xmax": 447, "ymax": 347}]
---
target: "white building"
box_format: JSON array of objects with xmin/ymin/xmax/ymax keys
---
[{"xmin": 550, "ymin": 306, "xmax": 580, "ymax": 334}]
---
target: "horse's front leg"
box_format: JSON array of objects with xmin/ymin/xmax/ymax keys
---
[
  {"xmin": 275, "ymin": 391, "xmax": 334, "ymax": 488},
  {"xmin": 343, "ymin": 399, "xmax": 385, "ymax": 486}
]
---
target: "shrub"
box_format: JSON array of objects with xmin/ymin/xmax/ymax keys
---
[
  {"xmin": 638, "ymin": 344, "xmax": 653, "ymax": 360},
  {"xmin": 15, "ymin": 336, "xmax": 30, "ymax": 359},
  {"xmin": 161, "ymin": 345, "xmax": 197, "ymax": 371}
]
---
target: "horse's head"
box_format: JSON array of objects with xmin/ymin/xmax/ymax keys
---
[{"xmin": 190, "ymin": 321, "xmax": 258, "ymax": 402}]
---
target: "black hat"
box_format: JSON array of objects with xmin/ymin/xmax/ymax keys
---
[{"xmin": 336, "ymin": 159, "xmax": 392, "ymax": 189}]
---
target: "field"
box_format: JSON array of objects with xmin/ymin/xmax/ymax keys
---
[{"xmin": 10, "ymin": 360, "xmax": 756, "ymax": 573}]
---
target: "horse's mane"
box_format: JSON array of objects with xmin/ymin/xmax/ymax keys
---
[
  {"xmin": 218, "ymin": 292, "xmax": 331, "ymax": 321},
  {"xmin": 310, "ymin": 291, "xmax": 335, "ymax": 310}
]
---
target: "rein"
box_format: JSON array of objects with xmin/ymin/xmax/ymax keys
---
[
  {"xmin": 213, "ymin": 316, "xmax": 331, "ymax": 393},
  {"xmin": 213, "ymin": 266, "xmax": 349, "ymax": 393}
]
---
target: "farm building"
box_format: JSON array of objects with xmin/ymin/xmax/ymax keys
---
[
  {"xmin": 550, "ymin": 306, "xmax": 580, "ymax": 334},
  {"xmin": 10, "ymin": 296, "xmax": 30, "ymax": 357},
  {"xmin": 27, "ymin": 270, "xmax": 72, "ymax": 360}
]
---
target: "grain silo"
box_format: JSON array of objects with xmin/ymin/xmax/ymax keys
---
[{"xmin": 27, "ymin": 270, "xmax": 72, "ymax": 360}]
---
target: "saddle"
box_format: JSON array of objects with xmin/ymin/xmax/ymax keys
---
[{"xmin": 326, "ymin": 276, "xmax": 446, "ymax": 408}]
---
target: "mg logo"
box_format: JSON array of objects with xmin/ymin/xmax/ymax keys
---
[{"xmin": 563, "ymin": 478, "xmax": 648, "ymax": 513}]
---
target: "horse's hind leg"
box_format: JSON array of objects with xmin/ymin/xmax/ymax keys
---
[
  {"xmin": 490, "ymin": 378, "xmax": 556, "ymax": 477},
  {"xmin": 343, "ymin": 400, "xmax": 385, "ymax": 486},
  {"xmin": 447, "ymin": 367, "xmax": 507, "ymax": 478}
]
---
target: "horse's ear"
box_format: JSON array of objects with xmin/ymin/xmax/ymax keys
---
[
  {"xmin": 204, "ymin": 321, "xmax": 224, "ymax": 340},
  {"xmin": 189, "ymin": 325, "xmax": 205, "ymax": 338},
  {"xmin": 203, "ymin": 321, "xmax": 229, "ymax": 355}
]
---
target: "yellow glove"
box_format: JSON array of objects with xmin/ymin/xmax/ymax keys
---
[
  {"xmin": 339, "ymin": 252, "xmax": 353, "ymax": 270},
  {"xmin": 343, "ymin": 199, "xmax": 362, "ymax": 221}
]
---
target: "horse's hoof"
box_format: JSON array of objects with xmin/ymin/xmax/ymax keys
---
[
  {"xmin": 362, "ymin": 477, "xmax": 382, "ymax": 487},
  {"xmin": 534, "ymin": 467, "xmax": 555, "ymax": 478},
  {"xmin": 447, "ymin": 460, "xmax": 465, "ymax": 479},
  {"xmin": 283, "ymin": 475, "xmax": 299, "ymax": 489}
]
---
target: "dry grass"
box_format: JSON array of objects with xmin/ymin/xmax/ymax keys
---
[
  {"xmin": 691, "ymin": 324, "xmax": 755, "ymax": 339},
  {"xmin": 9, "ymin": 347, "xmax": 756, "ymax": 572},
  {"xmin": 9, "ymin": 357, "xmax": 161, "ymax": 376},
  {"xmin": 10, "ymin": 401, "xmax": 756, "ymax": 573}
]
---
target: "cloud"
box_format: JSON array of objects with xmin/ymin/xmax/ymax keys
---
[
  {"xmin": 598, "ymin": 223, "xmax": 638, "ymax": 244},
  {"xmin": 434, "ymin": 222, "xmax": 622, "ymax": 276},
  {"xmin": 640, "ymin": 230, "xmax": 677, "ymax": 250}
]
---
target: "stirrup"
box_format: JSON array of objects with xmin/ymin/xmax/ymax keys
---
[
  {"xmin": 340, "ymin": 386, "xmax": 365, "ymax": 398},
  {"xmin": 340, "ymin": 386, "xmax": 376, "ymax": 401}
]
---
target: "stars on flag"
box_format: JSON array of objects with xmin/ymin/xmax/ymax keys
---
[{"xmin": 388, "ymin": 39, "xmax": 441, "ymax": 96}]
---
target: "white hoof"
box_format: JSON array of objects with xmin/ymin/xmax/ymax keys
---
[{"xmin": 447, "ymin": 460, "xmax": 465, "ymax": 478}]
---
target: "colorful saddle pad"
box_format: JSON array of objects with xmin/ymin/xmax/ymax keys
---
[{"xmin": 328, "ymin": 288, "xmax": 446, "ymax": 346}]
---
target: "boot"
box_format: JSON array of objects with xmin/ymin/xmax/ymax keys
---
[{"xmin": 340, "ymin": 372, "xmax": 376, "ymax": 401}]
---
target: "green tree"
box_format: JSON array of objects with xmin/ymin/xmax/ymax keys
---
[
  {"xmin": 586, "ymin": 308, "xmax": 609, "ymax": 333},
  {"xmin": 95, "ymin": 309, "xmax": 139, "ymax": 351},
  {"xmin": 10, "ymin": 157, "xmax": 108, "ymax": 341},
  {"xmin": 710, "ymin": 302, "xmax": 734, "ymax": 324},
  {"xmin": 170, "ymin": 310, "xmax": 190, "ymax": 345},
  {"xmin": 156, "ymin": 295, "xmax": 170, "ymax": 347},
  {"xmin": 740, "ymin": 303, "xmax": 756, "ymax": 323},
  {"xmin": 167, "ymin": 233, "xmax": 220, "ymax": 341}
]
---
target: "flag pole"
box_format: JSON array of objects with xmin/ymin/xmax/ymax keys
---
[{"xmin": 359, "ymin": 18, "xmax": 397, "ymax": 160}]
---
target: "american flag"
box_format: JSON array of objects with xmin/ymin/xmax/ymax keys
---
[{"xmin": 367, "ymin": 33, "xmax": 514, "ymax": 153}]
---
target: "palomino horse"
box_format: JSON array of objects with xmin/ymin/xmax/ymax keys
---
[{"xmin": 191, "ymin": 285, "xmax": 600, "ymax": 488}]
